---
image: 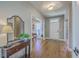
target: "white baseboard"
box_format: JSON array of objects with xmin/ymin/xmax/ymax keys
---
[{"xmin": 45, "ymin": 37, "xmax": 65, "ymax": 42}]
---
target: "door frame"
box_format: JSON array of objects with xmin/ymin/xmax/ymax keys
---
[
  {"xmin": 49, "ymin": 18, "xmax": 59, "ymax": 40},
  {"xmin": 30, "ymin": 15, "xmax": 45, "ymax": 50},
  {"xmin": 48, "ymin": 15, "xmax": 65, "ymax": 41}
]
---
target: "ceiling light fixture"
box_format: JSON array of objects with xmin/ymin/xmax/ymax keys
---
[
  {"xmin": 48, "ymin": 5, "xmax": 54, "ymax": 10},
  {"xmin": 47, "ymin": 3, "xmax": 56, "ymax": 11}
]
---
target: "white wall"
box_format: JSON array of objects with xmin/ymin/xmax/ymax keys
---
[{"xmin": 72, "ymin": 1, "xmax": 79, "ymax": 58}]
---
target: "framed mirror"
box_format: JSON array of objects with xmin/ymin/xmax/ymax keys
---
[{"xmin": 7, "ymin": 15, "xmax": 24, "ymax": 42}]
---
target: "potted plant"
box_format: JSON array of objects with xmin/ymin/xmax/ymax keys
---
[{"xmin": 18, "ymin": 33, "xmax": 30, "ymax": 42}]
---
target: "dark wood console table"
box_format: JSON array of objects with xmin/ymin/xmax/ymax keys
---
[{"xmin": 3, "ymin": 40, "xmax": 30, "ymax": 58}]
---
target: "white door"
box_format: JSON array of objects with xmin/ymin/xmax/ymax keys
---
[{"xmin": 49, "ymin": 19, "xmax": 59, "ymax": 39}]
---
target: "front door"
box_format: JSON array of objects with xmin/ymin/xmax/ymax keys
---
[{"xmin": 49, "ymin": 19, "xmax": 59, "ymax": 39}]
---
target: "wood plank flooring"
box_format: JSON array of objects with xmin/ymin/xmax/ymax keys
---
[{"xmin": 31, "ymin": 39, "xmax": 71, "ymax": 58}]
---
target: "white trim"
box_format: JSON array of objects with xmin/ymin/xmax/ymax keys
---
[
  {"xmin": 42, "ymin": 18, "xmax": 45, "ymax": 40},
  {"xmin": 45, "ymin": 37, "xmax": 65, "ymax": 42},
  {"xmin": 30, "ymin": 14, "xmax": 45, "ymax": 50},
  {"xmin": 30, "ymin": 14, "xmax": 33, "ymax": 52}
]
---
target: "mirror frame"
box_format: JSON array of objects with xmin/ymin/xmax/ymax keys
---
[{"xmin": 7, "ymin": 15, "xmax": 24, "ymax": 43}]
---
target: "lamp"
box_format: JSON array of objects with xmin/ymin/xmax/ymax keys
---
[
  {"xmin": 0, "ymin": 25, "xmax": 13, "ymax": 58},
  {"xmin": 1, "ymin": 25, "xmax": 13, "ymax": 47},
  {"xmin": 2, "ymin": 25, "xmax": 13, "ymax": 33}
]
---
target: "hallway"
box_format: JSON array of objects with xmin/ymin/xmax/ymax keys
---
[
  {"xmin": 31, "ymin": 39, "xmax": 71, "ymax": 58},
  {"xmin": 30, "ymin": 1, "xmax": 72, "ymax": 58},
  {"xmin": 0, "ymin": 1, "xmax": 75, "ymax": 58}
]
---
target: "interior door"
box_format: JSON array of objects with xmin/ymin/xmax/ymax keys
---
[{"xmin": 49, "ymin": 19, "xmax": 59, "ymax": 39}]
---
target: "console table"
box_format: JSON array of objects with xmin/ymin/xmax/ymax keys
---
[{"xmin": 2, "ymin": 40, "xmax": 30, "ymax": 58}]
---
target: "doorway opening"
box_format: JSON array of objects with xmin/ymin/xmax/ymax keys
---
[
  {"xmin": 49, "ymin": 16, "xmax": 64, "ymax": 41},
  {"xmin": 31, "ymin": 17, "xmax": 43, "ymax": 41}
]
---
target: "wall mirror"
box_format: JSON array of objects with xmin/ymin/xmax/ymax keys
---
[{"xmin": 7, "ymin": 15, "xmax": 24, "ymax": 42}]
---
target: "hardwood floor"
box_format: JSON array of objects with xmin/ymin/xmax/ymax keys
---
[{"xmin": 31, "ymin": 39, "xmax": 71, "ymax": 58}]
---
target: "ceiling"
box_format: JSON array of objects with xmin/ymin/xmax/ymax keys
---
[{"xmin": 29, "ymin": 1, "xmax": 72, "ymax": 18}]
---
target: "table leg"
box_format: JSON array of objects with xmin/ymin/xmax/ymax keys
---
[{"xmin": 25, "ymin": 47, "xmax": 27, "ymax": 58}]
